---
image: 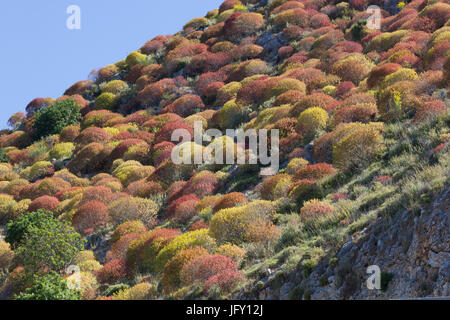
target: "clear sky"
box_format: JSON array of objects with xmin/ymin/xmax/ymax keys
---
[{"xmin": 0, "ymin": 0, "xmax": 224, "ymax": 129}]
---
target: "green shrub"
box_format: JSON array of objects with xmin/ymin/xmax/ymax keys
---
[
  {"xmin": 14, "ymin": 210, "xmax": 85, "ymax": 273},
  {"xmin": 15, "ymin": 271, "xmax": 81, "ymax": 300},
  {"xmin": 32, "ymin": 99, "xmax": 81, "ymax": 141},
  {"xmin": 5, "ymin": 209, "xmax": 54, "ymax": 246}
]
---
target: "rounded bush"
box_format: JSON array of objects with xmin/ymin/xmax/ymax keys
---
[
  {"xmin": 300, "ymin": 199, "xmax": 334, "ymax": 219},
  {"xmin": 297, "ymin": 107, "xmax": 329, "ymax": 140},
  {"xmin": 28, "ymin": 195, "xmax": 60, "ymax": 213},
  {"xmin": 72, "ymin": 201, "xmax": 109, "ymax": 234},
  {"xmin": 95, "ymin": 92, "xmax": 119, "ymax": 111}
]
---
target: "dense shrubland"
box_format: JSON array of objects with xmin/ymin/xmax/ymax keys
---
[{"xmin": 0, "ymin": 0, "xmax": 449, "ymax": 300}]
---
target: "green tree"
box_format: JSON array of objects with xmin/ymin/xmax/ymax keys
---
[
  {"xmin": 15, "ymin": 271, "xmax": 81, "ymax": 300},
  {"xmin": 5, "ymin": 209, "xmax": 55, "ymax": 247},
  {"xmin": 32, "ymin": 99, "xmax": 81, "ymax": 141},
  {"xmin": 16, "ymin": 213, "xmax": 85, "ymax": 273}
]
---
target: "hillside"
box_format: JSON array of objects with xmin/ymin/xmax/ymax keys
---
[{"xmin": 0, "ymin": 0, "xmax": 449, "ymax": 300}]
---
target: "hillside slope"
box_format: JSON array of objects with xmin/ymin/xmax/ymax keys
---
[{"xmin": 0, "ymin": 0, "xmax": 449, "ymax": 300}]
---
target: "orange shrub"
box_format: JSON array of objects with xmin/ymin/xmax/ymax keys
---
[
  {"xmin": 161, "ymin": 247, "xmax": 208, "ymax": 293},
  {"xmin": 300, "ymin": 199, "xmax": 334, "ymax": 219},
  {"xmin": 213, "ymin": 192, "xmax": 248, "ymax": 213}
]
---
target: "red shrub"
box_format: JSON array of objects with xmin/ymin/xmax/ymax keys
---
[
  {"xmin": 272, "ymin": 1, "xmax": 304, "ymax": 15},
  {"xmin": 112, "ymin": 131, "xmax": 154, "ymax": 145},
  {"xmin": 290, "ymin": 93, "xmax": 338, "ymax": 117},
  {"xmin": 329, "ymin": 41, "xmax": 363, "ymax": 54},
  {"xmin": 173, "ymin": 199, "xmax": 199, "ymax": 225},
  {"xmin": 25, "ymin": 97, "xmax": 54, "ymax": 116},
  {"xmin": 154, "ymin": 122, "xmax": 193, "ymax": 144},
  {"xmin": 340, "ymin": 92, "xmax": 376, "ymax": 108},
  {"xmin": 195, "ymin": 71, "xmax": 227, "ymax": 97},
  {"xmin": 236, "ymin": 76, "xmax": 269, "ymax": 106},
  {"xmin": 72, "ymin": 200, "xmax": 109, "ymax": 233},
  {"xmin": 110, "ymin": 139, "xmax": 150, "ymax": 160},
  {"xmin": 284, "ymin": 67, "xmax": 323, "ymax": 86},
  {"xmin": 75, "ymin": 127, "xmax": 110, "ymax": 145},
  {"xmin": 137, "ymin": 78, "xmax": 177, "ymax": 106},
  {"xmin": 185, "ymin": 52, "xmax": 232, "ymax": 76},
  {"xmin": 310, "ymin": 13, "xmax": 332, "ymax": 28},
  {"xmin": 230, "ymin": 59, "xmax": 269, "ymax": 82},
  {"xmin": 273, "ymin": 90, "xmax": 305, "ymax": 106},
  {"xmin": 183, "ymin": 171, "xmax": 219, "ymax": 198},
  {"xmin": 141, "ymin": 39, "xmax": 166, "ymax": 54},
  {"xmin": 223, "ymin": 12, "xmax": 264, "ymax": 40},
  {"xmin": 367, "ymin": 63, "xmax": 403, "ymax": 88},
  {"xmin": 162, "ymin": 94, "xmax": 205, "ymax": 117},
  {"xmin": 80, "ymin": 186, "xmax": 114, "ymax": 206},
  {"xmin": 335, "ymin": 81, "xmax": 356, "ymax": 98},
  {"xmin": 414, "ymin": 100, "xmax": 447, "ymax": 122},
  {"xmin": 349, "ymin": 0, "xmax": 368, "ymax": 10},
  {"xmin": 167, "ymin": 194, "xmax": 199, "ymax": 219},
  {"xmin": 282, "ymin": 25, "xmax": 304, "ymax": 41},
  {"xmin": 19, "ymin": 177, "xmax": 71, "ymax": 200},
  {"xmin": 202, "ymin": 81, "xmax": 225, "ymax": 104},
  {"xmin": 219, "ymin": 0, "xmax": 240, "ymax": 13},
  {"xmin": 127, "ymin": 180, "xmax": 164, "ymax": 198},
  {"xmin": 164, "ymin": 42, "xmax": 208, "ymax": 74},
  {"xmin": 96, "ymin": 259, "xmax": 127, "ymax": 284},
  {"xmin": 231, "ymin": 44, "xmax": 264, "ymax": 60},
  {"xmin": 334, "ymin": 104, "xmax": 378, "ymax": 124},
  {"xmin": 204, "ymin": 269, "xmax": 244, "ymax": 295},
  {"xmin": 27, "ymin": 196, "xmax": 59, "ymax": 213},
  {"xmin": 106, "ymin": 233, "xmax": 141, "ymax": 261},
  {"xmin": 188, "ymin": 220, "xmax": 209, "ymax": 232},
  {"xmin": 166, "ymin": 181, "xmax": 188, "ymax": 203},
  {"xmin": 64, "ymin": 80, "xmax": 93, "ymax": 96},
  {"xmin": 330, "ymin": 193, "xmax": 349, "ymax": 202},
  {"xmin": 278, "ymin": 46, "xmax": 294, "ymax": 60},
  {"xmin": 181, "ymin": 254, "xmax": 238, "ymax": 285},
  {"xmin": 142, "ymin": 113, "xmax": 183, "ymax": 131},
  {"xmin": 420, "ymin": 3, "xmax": 450, "ymax": 29}
]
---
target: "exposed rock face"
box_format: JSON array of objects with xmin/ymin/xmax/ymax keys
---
[
  {"xmin": 244, "ymin": 186, "xmax": 449, "ymax": 300},
  {"xmin": 318, "ymin": 185, "xmax": 450, "ymax": 299}
]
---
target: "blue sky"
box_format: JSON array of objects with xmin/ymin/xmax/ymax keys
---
[{"xmin": 0, "ymin": 0, "xmax": 224, "ymax": 129}]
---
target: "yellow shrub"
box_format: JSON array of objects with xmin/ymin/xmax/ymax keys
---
[
  {"xmin": 297, "ymin": 107, "xmax": 328, "ymax": 140},
  {"xmin": 0, "ymin": 241, "xmax": 15, "ymax": 270},
  {"xmin": 155, "ymin": 229, "xmax": 216, "ymax": 272},
  {"xmin": 286, "ymin": 158, "xmax": 309, "ymax": 175},
  {"xmin": 209, "ymin": 200, "xmax": 275, "ymax": 244},
  {"xmin": 102, "ymin": 80, "xmax": 129, "ymax": 95},
  {"xmin": 333, "ymin": 123, "xmax": 384, "ymax": 169},
  {"xmin": 126, "ymin": 51, "xmax": 147, "ymax": 68},
  {"xmin": 215, "ymin": 244, "xmax": 246, "ymax": 264},
  {"xmin": 49, "ymin": 142, "xmax": 75, "ymax": 160}
]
